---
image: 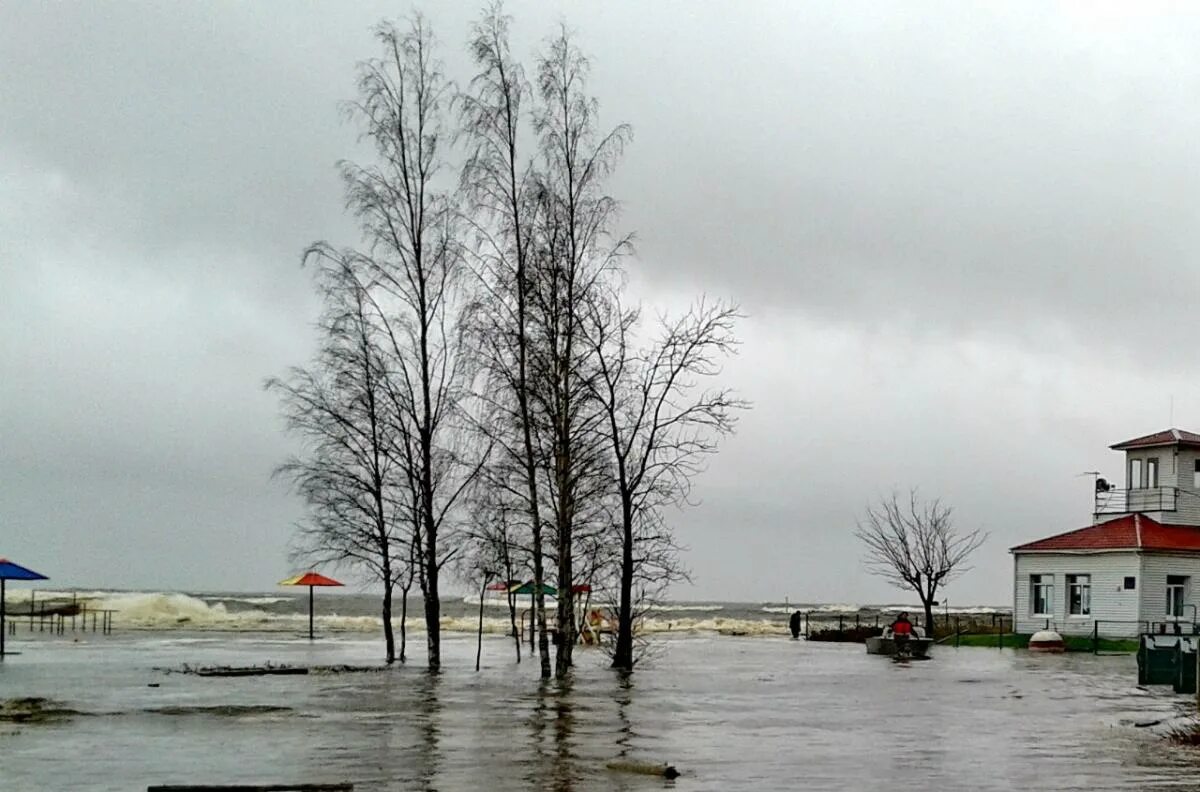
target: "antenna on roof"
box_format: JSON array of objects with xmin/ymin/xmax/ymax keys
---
[{"xmin": 1080, "ymin": 471, "xmax": 1103, "ymax": 526}]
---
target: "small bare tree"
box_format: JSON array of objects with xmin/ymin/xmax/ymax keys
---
[
  {"xmin": 267, "ymin": 260, "xmax": 408, "ymax": 664},
  {"xmin": 586, "ymin": 293, "xmax": 747, "ymax": 671},
  {"xmin": 855, "ymin": 490, "xmax": 987, "ymax": 633}
]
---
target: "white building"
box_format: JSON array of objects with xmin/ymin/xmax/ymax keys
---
[{"xmin": 1011, "ymin": 429, "xmax": 1200, "ymax": 638}]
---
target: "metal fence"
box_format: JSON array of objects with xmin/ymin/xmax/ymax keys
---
[{"xmin": 1095, "ymin": 486, "xmax": 1177, "ymax": 514}]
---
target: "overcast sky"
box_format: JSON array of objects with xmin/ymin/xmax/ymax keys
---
[{"xmin": 4, "ymin": 1, "xmax": 1200, "ymax": 605}]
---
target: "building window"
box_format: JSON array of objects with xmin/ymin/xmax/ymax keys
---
[
  {"xmin": 1167, "ymin": 575, "xmax": 1189, "ymax": 619},
  {"xmin": 1130, "ymin": 459, "xmax": 1143, "ymax": 489},
  {"xmin": 1147, "ymin": 458, "xmax": 1159, "ymax": 488},
  {"xmin": 1031, "ymin": 574, "xmax": 1054, "ymax": 616},
  {"xmin": 1067, "ymin": 575, "xmax": 1091, "ymax": 616},
  {"xmin": 1124, "ymin": 576, "xmax": 1137, "ymax": 590},
  {"xmin": 1194, "ymin": 459, "xmax": 1199, "ymax": 489}
]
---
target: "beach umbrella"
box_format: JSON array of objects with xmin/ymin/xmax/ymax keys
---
[
  {"xmin": 0, "ymin": 559, "xmax": 48, "ymax": 659},
  {"xmin": 279, "ymin": 571, "xmax": 343, "ymax": 640},
  {"xmin": 509, "ymin": 581, "xmax": 557, "ymax": 596}
]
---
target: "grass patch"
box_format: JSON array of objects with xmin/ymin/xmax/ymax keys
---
[
  {"xmin": 1166, "ymin": 721, "xmax": 1200, "ymax": 746},
  {"xmin": 946, "ymin": 633, "xmax": 1137, "ymax": 653}
]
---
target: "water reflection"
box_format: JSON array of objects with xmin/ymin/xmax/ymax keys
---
[
  {"xmin": 6, "ymin": 634, "xmax": 1200, "ymax": 791},
  {"xmin": 614, "ymin": 672, "xmax": 634, "ymax": 758},
  {"xmin": 413, "ymin": 671, "xmax": 442, "ymax": 791}
]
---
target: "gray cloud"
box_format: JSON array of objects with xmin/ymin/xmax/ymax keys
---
[{"xmin": 3, "ymin": 1, "xmax": 1199, "ymax": 602}]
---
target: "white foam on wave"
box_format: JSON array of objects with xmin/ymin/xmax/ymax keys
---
[
  {"xmin": 201, "ymin": 596, "xmax": 294, "ymax": 606},
  {"xmin": 761, "ymin": 603, "xmax": 860, "ymax": 614}
]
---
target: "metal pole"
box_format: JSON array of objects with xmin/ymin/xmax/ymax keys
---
[
  {"xmin": 309, "ymin": 586, "xmax": 315, "ymax": 640},
  {"xmin": 1, "ymin": 578, "xmax": 6, "ymax": 658}
]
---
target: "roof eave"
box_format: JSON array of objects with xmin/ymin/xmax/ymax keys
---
[{"xmin": 1011, "ymin": 547, "xmax": 1138, "ymax": 555}]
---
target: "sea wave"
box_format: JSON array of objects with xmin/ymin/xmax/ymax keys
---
[
  {"xmin": 761, "ymin": 604, "xmax": 860, "ymax": 614},
  {"xmin": 200, "ymin": 596, "xmax": 294, "ymax": 606},
  {"xmin": 0, "ymin": 589, "xmax": 1006, "ymax": 635}
]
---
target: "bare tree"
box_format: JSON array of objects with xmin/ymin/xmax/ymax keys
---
[
  {"xmin": 855, "ymin": 490, "xmax": 988, "ymax": 633},
  {"xmin": 586, "ymin": 293, "xmax": 747, "ymax": 671},
  {"xmin": 459, "ymin": 4, "xmax": 553, "ymax": 679},
  {"xmin": 267, "ymin": 259, "xmax": 407, "ymax": 664},
  {"xmin": 465, "ymin": 474, "xmax": 528, "ymax": 663},
  {"xmin": 531, "ymin": 27, "xmax": 631, "ymax": 678},
  {"xmin": 319, "ymin": 16, "xmax": 480, "ymax": 671}
]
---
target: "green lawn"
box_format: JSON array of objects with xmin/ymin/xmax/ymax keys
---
[{"xmin": 945, "ymin": 633, "xmax": 1138, "ymax": 653}]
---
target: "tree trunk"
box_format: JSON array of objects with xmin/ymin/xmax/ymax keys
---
[
  {"xmin": 476, "ymin": 578, "xmax": 488, "ymax": 672},
  {"xmin": 922, "ymin": 600, "xmax": 935, "ymax": 636},
  {"xmin": 424, "ymin": 544, "xmax": 440, "ymax": 672},
  {"xmin": 399, "ymin": 586, "xmax": 409, "ymax": 663},
  {"xmin": 612, "ymin": 497, "xmax": 635, "ymax": 671},
  {"xmin": 383, "ymin": 581, "xmax": 396, "ymax": 665},
  {"xmin": 555, "ymin": 494, "xmax": 575, "ymax": 677},
  {"xmin": 533, "ymin": 547, "xmax": 551, "ymax": 679},
  {"xmin": 507, "ymin": 585, "xmax": 521, "ymax": 663},
  {"xmin": 519, "ymin": 319, "xmax": 550, "ymax": 679}
]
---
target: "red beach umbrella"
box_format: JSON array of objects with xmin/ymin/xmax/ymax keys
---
[{"xmin": 279, "ymin": 571, "xmax": 343, "ymax": 640}]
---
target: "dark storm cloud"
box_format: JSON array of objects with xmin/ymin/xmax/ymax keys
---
[{"xmin": 2, "ymin": 1, "xmax": 1198, "ymax": 601}]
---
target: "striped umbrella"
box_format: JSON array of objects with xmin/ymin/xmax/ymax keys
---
[{"xmin": 279, "ymin": 571, "xmax": 343, "ymax": 640}]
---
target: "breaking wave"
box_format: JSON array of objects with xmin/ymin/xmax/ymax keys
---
[{"xmin": 0, "ymin": 589, "xmax": 1007, "ymax": 637}]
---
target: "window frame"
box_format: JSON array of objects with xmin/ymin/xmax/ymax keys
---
[
  {"xmin": 1147, "ymin": 458, "xmax": 1159, "ymax": 488},
  {"xmin": 1124, "ymin": 576, "xmax": 1137, "ymax": 591},
  {"xmin": 1167, "ymin": 575, "xmax": 1189, "ymax": 619},
  {"xmin": 1130, "ymin": 458, "xmax": 1144, "ymax": 490},
  {"xmin": 1066, "ymin": 574, "xmax": 1091, "ymax": 617},
  {"xmin": 1194, "ymin": 459, "xmax": 1199, "ymax": 489},
  {"xmin": 1030, "ymin": 573, "xmax": 1054, "ymax": 618}
]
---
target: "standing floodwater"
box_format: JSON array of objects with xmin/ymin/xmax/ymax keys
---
[{"xmin": 0, "ymin": 632, "xmax": 1195, "ymax": 791}]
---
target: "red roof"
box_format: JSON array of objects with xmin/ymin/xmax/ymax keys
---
[
  {"xmin": 1012, "ymin": 514, "xmax": 1200, "ymax": 553},
  {"xmin": 1111, "ymin": 428, "xmax": 1200, "ymax": 450}
]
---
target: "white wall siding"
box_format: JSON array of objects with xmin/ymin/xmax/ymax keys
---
[
  {"xmin": 1013, "ymin": 552, "xmax": 1141, "ymax": 637},
  {"xmin": 1138, "ymin": 552, "xmax": 1200, "ymax": 626},
  {"xmin": 1167, "ymin": 448, "xmax": 1200, "ymax": 526}
]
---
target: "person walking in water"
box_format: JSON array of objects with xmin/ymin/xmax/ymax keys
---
[{"xmin": 789, "ymin": 610, "xmax": 803, "ymax": 640}]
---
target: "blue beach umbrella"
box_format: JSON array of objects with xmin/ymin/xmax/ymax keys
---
[{"xmin": 0, "ymin": 558, "xmax": 48, "ymax": 658}]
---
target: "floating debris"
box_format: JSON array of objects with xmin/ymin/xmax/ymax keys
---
[
  {"xmin": 143, "ymin": 705, "xmax": 293, "ymax": 717},
  {"xmin": 605, "ymin": 760, "xmax": 680, "ymax": 779},
  {"xmin": 157, "ymin": 663, "xmax": 308, "ymax": 677},
  {"xmin": 0, "ymin": 697, "xmax": 80, "ymax": 724},
  {"xmin": 309, "ymin": 664, "xmax": 391, "ymax": 675},
  {"xmin": 156, "ymin": 662, "xmax": 390, "ymax": 677}
]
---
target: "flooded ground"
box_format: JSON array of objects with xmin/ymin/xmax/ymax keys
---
[{"xmin": 1, "ymin": 631, "xmax": 1196, "ymax": 791}]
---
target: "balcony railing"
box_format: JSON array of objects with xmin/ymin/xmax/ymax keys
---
[{"xmin": 1095, "ymin": 486, "xmax": 1178, "ymax": 515}]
